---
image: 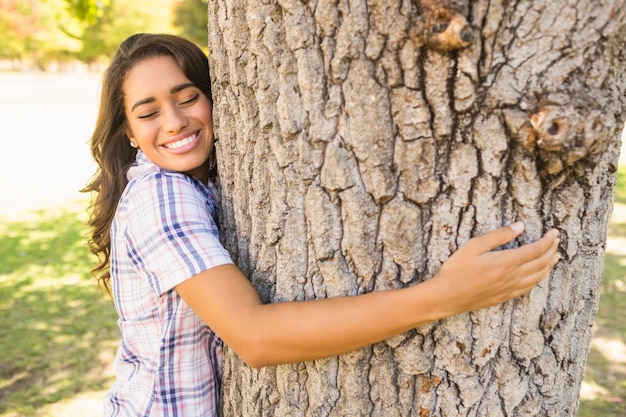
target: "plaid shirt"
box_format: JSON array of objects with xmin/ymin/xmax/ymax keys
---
[{"xmin": 104, "ymin": 151, "xmax": 233, "ymax": 416}]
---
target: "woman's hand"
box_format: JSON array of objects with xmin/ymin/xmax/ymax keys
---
[
  {"xmin": 431, "ymin": 222, "xmax": 560, "ymax": 317},
  {"xmin": 177, "ymin": 222, "xmax": 560, "ymax": 367}
]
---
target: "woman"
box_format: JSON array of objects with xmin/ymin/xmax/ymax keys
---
[{"xmin": 83, "ymin": 33, "xmax": 560, "ymax": 416}]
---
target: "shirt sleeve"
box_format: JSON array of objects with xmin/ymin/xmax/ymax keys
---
[{"xmin": 123, "ymin": 172, "xmax": 234, "ymax": 296}]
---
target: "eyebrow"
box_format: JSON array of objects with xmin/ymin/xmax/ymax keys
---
[{"xmin": 130, "ymin": 83, "xmax": 196, "ymax": 112}]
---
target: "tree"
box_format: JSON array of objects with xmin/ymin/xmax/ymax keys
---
[
  {"xmin": 208, "ymin": 0, "xmax": 626, "ymax": 415},
  {"xmin": 0, "ymin": 0, "xmax": 35, "ymax": 60},
  {"xmin": 77, "ymin": 0, "xmax": 178, "ymax": 63},
  {"xmin": 0, "ymin": 0, "xmax": 178, "ymax": 68},
  {"xmin": 64, "ymin": 0, "xmax": 110, "ymax": 24},
  {"xmin": 173, "ymin": 0, "xmax": 208, "ymax": 49},
  {"xmin": 0, "ymin": 0, "xmax": 82, "ymax": 68}
]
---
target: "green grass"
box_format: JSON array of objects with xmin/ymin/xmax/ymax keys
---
[
  {"xmin": 0, "ymin": 202, "xmax": 118, "ymax": 417},
  {"xmin": 0, "ymin": 166, "xmax": 624, "ymax": 416}
]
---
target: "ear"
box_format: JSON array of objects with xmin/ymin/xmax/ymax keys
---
[{"xmin": 126, "ymin": 129, "xmax": 138, "ymax": 148}]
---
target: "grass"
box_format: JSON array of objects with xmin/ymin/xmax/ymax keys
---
[
  {"xmin": 0, "ymin": 201, "xmax": 118, "ymax": 417},
  {"xmin": 0, "ymin": 168, "xmax": 624, "ymax": 416}
]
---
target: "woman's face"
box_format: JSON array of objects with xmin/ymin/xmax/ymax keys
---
[{"xmin": 123, "ymin": 55, "xmax": 214, "ymax": 182}]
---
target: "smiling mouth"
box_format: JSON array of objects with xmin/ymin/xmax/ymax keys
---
[{"xmin": 164, "ymin": 131, "xmax": 198, "ymax": 149}]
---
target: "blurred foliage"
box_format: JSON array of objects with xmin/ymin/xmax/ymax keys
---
[
  {"xmin": 0, "ymin": 0, "xmax": 82, "ymax": 66},
  {"xmin": 65, "ymin": 0, "xmax": 110, "ymax": 24},
  {"xmin": 0, "ymin": 0, "xmax": 209, "ymax": 69},
  {"xmin": 76, "ymin": 0, "xmax": 178, "ymax": 63},
  {"xmin": 173, "ymin": 0, "xmax": 208, "ymax": 48}
]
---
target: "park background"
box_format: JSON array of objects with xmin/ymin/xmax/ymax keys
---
[{"xmin": 0, "ymin": 1, "xmax": 624, "ymax": 416}]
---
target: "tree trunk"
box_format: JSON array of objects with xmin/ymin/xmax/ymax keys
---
[{"xmin": 208, "ymin": 1, "xmax": 626, "ymax": 415}]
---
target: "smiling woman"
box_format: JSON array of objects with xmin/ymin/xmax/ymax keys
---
[{"xmin": 123, "ymin": 56, "xmax": 215, "ymax": 182}]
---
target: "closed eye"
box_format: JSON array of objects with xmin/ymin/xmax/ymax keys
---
[
  {"xmin": 180, "ymin": 94, "xmax": 199, "ymax": 106},
  {"xmin": 134, "ymin": 92, "xmax": 199, "ymax": 119},
  {"xmin": 137, "ymin": 111, "xmax": 158, "ymax": 119}
]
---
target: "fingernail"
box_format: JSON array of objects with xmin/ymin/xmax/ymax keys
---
[{"xmin": 509, "ymin": 222, "xmax": 524, "ymax": 233}]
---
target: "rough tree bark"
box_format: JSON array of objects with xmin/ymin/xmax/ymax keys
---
[{"xmin": 208, "ymin": 1, "xmax": 626, "ymax": 416}]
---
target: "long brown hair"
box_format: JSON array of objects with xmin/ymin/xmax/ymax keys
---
[{"xmin": 82, "ymin": 33, "xmax": 213, "ymax": 293}]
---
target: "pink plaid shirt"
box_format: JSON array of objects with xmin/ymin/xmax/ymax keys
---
[{"xmin": 103, "ymin": 151, "xmax": 233, "ymax": 416}]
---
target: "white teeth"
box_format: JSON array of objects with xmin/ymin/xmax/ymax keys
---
[{"xmin": 166, "ymin": 133, "xmax": 196, "ymax": 149}]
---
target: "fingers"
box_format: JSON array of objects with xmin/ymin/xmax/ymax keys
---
[
  {"xmin": 515, "ymin": 235, "xmax": 561, "ymax": 286},
  {"xmin": 504, "ymin": 228, "xmax": 560, "ymax": 267},
  {"xmin": 490, "ymin": 233, "xmax": 560, "ymax": 301},
  {"xmin": 476, "ymin": 236, "xmax": 560, "ymax": 306},
  {"xmin": 434, "ymin": 223, "xmax": 562, "ymax": 315},
  {"xmin": 472, "ymin": 226, "xmax": 560, "ymax": 292},
  {"xmin": 466, "ymin": 222, "xmax": 526, "ymax": 254}
]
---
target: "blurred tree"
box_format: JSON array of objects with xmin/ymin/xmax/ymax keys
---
[
  {"xmin": 0, "ymin": 0, "xmax": 38, "ymax": 60},
  {"xmin": 76, "ymin": 0, "xmax": 177, "ymax": 63},
  {"xmin": 35, "ymin": 0, "xmax": 83, "ymax": 68},
  {"xmin": 64, "ymin": 0, "xmax": 110, "ymax": 24},
  {"xmin": 0, "ymin": 0, "xmax": 81, "ymax": 69},
  {"xmin": 1, "ymin": 0, "xmax": 188, "ymax": 67},
  {"xmin": 173, "ymin": 0, "xmax": 208, "ymax": 48}
]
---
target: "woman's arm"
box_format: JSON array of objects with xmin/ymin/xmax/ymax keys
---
[{"xmin": 175, "ymin": 223, "xmax": 560, "ymax": 368}]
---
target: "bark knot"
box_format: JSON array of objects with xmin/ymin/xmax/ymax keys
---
[
  {"xmin": 411, "ymin": 1, "xmax": 475, "ymax": 51},
  {"xmin": 504, "ymin": 91, "xmax": 616, "ymax": 175},
  {"xmin": 527, "ymin": 92, "xmax": 615, "ymax": 174}
]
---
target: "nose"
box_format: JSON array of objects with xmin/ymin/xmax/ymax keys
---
[{"xmin": 163, "ymin": 104, "xmax": 188, "ymax": 132}]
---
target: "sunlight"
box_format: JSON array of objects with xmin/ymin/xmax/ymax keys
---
[
  {"xmin": 0, "ymin": 73, "xmax": 99, "ymax": 220},
  {"xmin": 9, "ymin": 272, "xmax": 90, "ymax": 293},
  {"xmin": 592, "ymin": 337, "xmax": 626, "ymax": 369},
  {"xmin": 0, "ymin": 371, "xmax": 29, "ymax": 392},
  {"xmin": 606, "ymin": 236, "xmax": 626, "ymax": 257},
  {"xmin": 36, "ymin": 390, "xmax": 109, "ymax": 417},
  {"xmin": 609, "ymin": 203, "xmax": 626, "ymax": 227},
  {"xmin": 580, "ymin": 379, "xmax": 610, "ymax": 400}
]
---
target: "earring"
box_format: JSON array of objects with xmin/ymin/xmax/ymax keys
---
[
  {"xmin": 130, "ymin": 141, "xmax": 138, "ymax": 148},
  {"xmin": 208, "ymin": 144, "xmax": 217, "ymax": 171}
]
